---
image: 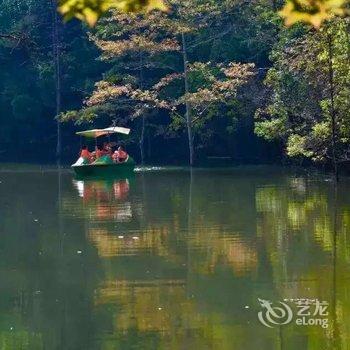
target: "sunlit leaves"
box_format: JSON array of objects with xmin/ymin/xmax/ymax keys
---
[
  {"xmin": 85, "ymin": 81, "xmax": 171, "ymax": 111},
  {"xmin": 69, "ymin": 61, "xmax": 255, "ymax": 125},
  {"xmin": 173, "ymin": 62, "xmax": 255, "ymax": 118},
  {"xmin": 59, "ymin": 0, "xmax": 110, "ymax": 26},
  {"xmin": 58, "ymin": 0, "xmax": 167, "ymax": 26},
  {"xmin": 58, "ymin": 0, "xmax": 348, "ymax": 29},
  {"xmin": 153, "ymin": 73, "xmax": 184, "ymax": 90},
  {"xmin": 86, "ymin": 81, "xmax": 132, "ymax": 106},
  {"xmin": 280, "ymin": 0, "xmax": 347, "ymax": 28},
  {"xmin": 254, "ymin": 117, "xmax": 288, "ymax": 141},
  {"xmin": 286, "ymin": 134, "xmax": 313, "ymax": 157},
  {"xmin": 94, "ymin": 36, "xmax": 180, "ymax": 58}
]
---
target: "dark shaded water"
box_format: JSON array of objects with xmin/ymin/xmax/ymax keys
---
[{"xmin": 0, "ymin": 165, "xmax": 349, "ymax": 350}]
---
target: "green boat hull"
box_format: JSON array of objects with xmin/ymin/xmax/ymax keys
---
[{"xmin": 72, "ymin": 157, "xmax": 135, "ymax": 178}]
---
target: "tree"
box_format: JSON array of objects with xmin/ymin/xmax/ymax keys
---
[
  {"xmin": 255, "ymin": 18, "xmax": 350, "ymax": 178},
  {"xmin": 51, "ymin": 0, "xmax": 63, "ymax": 160},
  {"xmin": 155, "ymin": 62, "xmax": 255, "ymax": 158},
  {"xmin": 61, "ymin": 1, "xmax": 256, "ymax": 165},
  {"xmin": 63, "ymin": 10, "xmax": 180, "ymax": 163},
  {"xmin": 0, "ymin": 0, "xmax": 105, "ymax": 162}
]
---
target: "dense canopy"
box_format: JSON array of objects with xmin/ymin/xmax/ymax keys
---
[{"xmin": 0, "ymin": 0, "xmax": 349, "ymax": 174}]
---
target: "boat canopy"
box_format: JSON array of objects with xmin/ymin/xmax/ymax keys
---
[{"xmin": 76, "ymin": 127, "xmax": 130, "ymax": 138}]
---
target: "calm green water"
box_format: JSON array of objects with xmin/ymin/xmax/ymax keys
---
[{"xmin": 0, "ymin": 165, "xmax": 350, "ymax": 350}]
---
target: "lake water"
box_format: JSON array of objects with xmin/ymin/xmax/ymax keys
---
[{"xmin": 0, "ymin": 165, "xmax": 349, "ymax": 350}]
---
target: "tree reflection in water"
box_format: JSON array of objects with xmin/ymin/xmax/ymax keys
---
[{"xmin": 0, "ymin": 167, "xmax": 350, "ymax": 349}]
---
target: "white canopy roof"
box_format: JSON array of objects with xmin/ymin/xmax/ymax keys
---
[{"xmin": 76, "ymin": 127, "xmax": 130, "ymax": 138}]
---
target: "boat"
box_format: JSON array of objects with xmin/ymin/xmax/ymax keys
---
[{"xmin": 71, "ymin": 126, "xmax": 135, "ymax": 177}]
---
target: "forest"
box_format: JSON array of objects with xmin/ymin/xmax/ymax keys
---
[{"xmin": 0, "ymin": 0, "xmax": 349, "ymax": 171}]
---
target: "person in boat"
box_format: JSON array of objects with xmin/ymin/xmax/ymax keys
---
[
  {"xmin": 80, "ymin": 145, "xmax": 90, "ymax": 158},
  {"xmin": 102, "ymin": 142, "xmax": 112, "ymax": 156},
  {"xmin": 113, "ymin": 145, "xmax": 128, "ymax": 163},
  {"xmin": 75, "ymin": 145, "xmax": 91, "ymax": 165},
  {"xmin": 90, "ymin": 145, "xmax": 101, "ymax": 162},
  {"xmin": 92, "ymin": 143, "xmax": 114, "ymax": 164},
  {"xmin": 94, "ymin": 145, "xmax": 103, "ymax": 159},
  {"xmin": 80, "ymin": 145, "xmax": 91, "ymax": 160}
]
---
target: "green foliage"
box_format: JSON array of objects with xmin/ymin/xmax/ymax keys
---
[
  {"xmin": 286, "ymin": 134, "xmax": 313, "ymax": 157},
  {"xmin": 0, "ymin": 0, "xmax": 104, "ymax": 160},
  {"xmin": 280, "ymin": 0, "xmax": 348, "ymax": 28},
  {"xmin": 2, "ymin": 0, "xmax": 349, "ymax": 164},
  {"xmin": 256, "ymin": 17, "xmax": 350, "ymax": 164},
  {"xmin": 58, "ymin": 0, "xmax": 348, "ymax": 29},
  {"xmin": 62, "ymin": 3, "xmax": 257, "ymax": 158},
  {"xmin": 58, "ymin": 0, "xmax": 167, "ymax": 26},
  {"xmin": 255, "ymin": 117, "xmax": 288, "ymax": 141}
]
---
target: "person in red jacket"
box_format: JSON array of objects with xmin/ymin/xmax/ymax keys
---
[
  {"xmin": 113, "ymin": 146, "xmax": 128, "ymax": 163},
  {"xmin": 80, "ymin": 145, "xmax": 91, "ymax": 160}
]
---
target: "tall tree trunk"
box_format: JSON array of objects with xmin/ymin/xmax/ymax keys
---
[
  {"xmin": 51, "ymin": 0, "xmax": 62, "ymax": 161},
  {"xmin": 327, "ymin": 32, "xmax": 338, "ymax": 182},
  {"xmin": 181, "ymin": 32, "xmax": 194, "ymax": 166},
  {"xmin": 140, "ymin": 115, "xmax": 145, "ymax": 165},
  {"xmin": 139, "ymin": 51, "xmax": 145, "ymax": 165}
]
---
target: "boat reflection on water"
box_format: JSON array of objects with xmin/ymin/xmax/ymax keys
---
[
  {"xmin": 73, "ymin": 177, "xmax": 131, "ymax": 201},
  {"xmin": 69, "ymin": 175, "xmax": 148, "ymax": 260},
  {"xmin": 72, "ymin": 177, "xmax": 133, "ymax": 222}
]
